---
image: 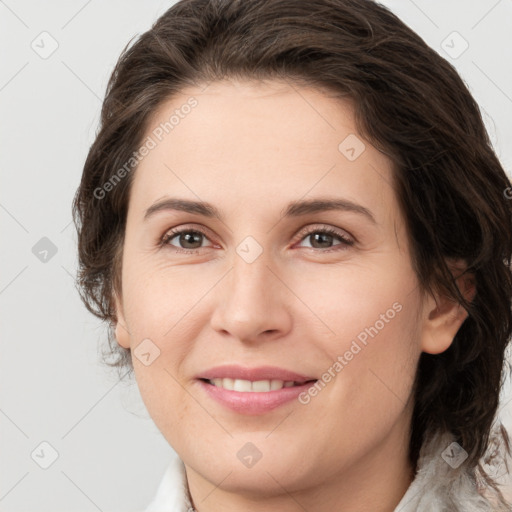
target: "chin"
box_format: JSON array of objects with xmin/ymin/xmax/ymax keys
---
[{"xmin": 185, "ymin": 439, "xmax": 318, "ymax": 494}]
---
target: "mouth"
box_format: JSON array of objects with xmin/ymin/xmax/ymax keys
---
[
  {"xmin": 195, "ymin": 366, "xmax": 319, "ymax": 414},
  {"xmin": 199, "ymin": 377, "xmax": 318, "ymax": 392},
  {"xmin": 195, "ymin": 365, "xmax": 319, "ymax": 414}
]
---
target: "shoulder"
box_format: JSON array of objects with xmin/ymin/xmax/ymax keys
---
[{"xmin": 394, "ymin": 428, "xmax": 512, "ymax": 512}]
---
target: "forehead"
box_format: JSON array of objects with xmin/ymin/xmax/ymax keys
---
[{"xmin": 129, "ymin": 79, "xmax": 397, "ymax": 224}]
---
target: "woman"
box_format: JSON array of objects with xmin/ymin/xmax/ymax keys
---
[{"xmin": 72, "ymin": 0, "xmax": 512, "ymax": 510}]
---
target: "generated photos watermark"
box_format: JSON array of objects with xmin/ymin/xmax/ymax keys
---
[
  {"xmin": 93, "ymin": 96, "xmax": 198, "ymax": 200},
  {"xmin": 298, "ymin": 301, "xmax": 403, "ymax": 404}
]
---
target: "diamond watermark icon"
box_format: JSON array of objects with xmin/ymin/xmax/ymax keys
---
[
  {"xmin": 31, "ymin": 441, "xmax": 59, "ymax": 469},
  {"xmin": 440, "ymin": 31, "xmax": 469, "ymax": 60},
  {"xmin": 134, "ymin": 338, "xmax": 161, "ymax": 366},
  {"xmin": 236, "ymin": 236, "xmax": 263, "ymax": 263},
  {"xmin": 31, "ymin": 31, "xmax": 59, "ymax": 59},
  {"xmin": 338, "ymin": 134, "xmax": 366, "ymax": 161},
  {"xmin": 441, "ymin": 441, "xmax": 468, "ymax": 468},
  {"xmin": 32, "ymin": 237, "xmax": 58, "ymax": 263},
  {"xmin": 237, "ymin": 442, "xmax": 263, "ymax": 468}
]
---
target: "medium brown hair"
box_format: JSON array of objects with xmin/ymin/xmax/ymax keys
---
[{"xmin": 72, "ymin": 0, "xmax": 512, "ymax": 502}]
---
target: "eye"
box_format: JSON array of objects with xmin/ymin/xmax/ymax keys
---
[
  {"xmin": 160, "ymin": 225, "xmax": 354, "ymax": 254},
  {"xmin": 295, "ymin": 226, "xmax": 354, "ymax": 251},
  {"xmin": 161, "ymin": 227, "xmax": 214, "ymax": 253}
]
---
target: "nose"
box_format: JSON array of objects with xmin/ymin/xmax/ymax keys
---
[{"xmin": 209, "ymin": 249, "xmax": 293, "ymax": 343}]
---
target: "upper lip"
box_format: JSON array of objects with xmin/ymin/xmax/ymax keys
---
[{"xmin": 197, "ymin": 365, "xmax": 317, "ymax": 383}]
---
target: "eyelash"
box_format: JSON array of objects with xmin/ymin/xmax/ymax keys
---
[{"xmin": 160, "ymin": 225, "xmax": 354, "ymax": 254}]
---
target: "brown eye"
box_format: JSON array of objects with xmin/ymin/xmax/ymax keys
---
[
  {"xmin": 162, "ymin": 228, "xmax": 212, "ymax": 251},
  {"xmin": 296, "ymin": 227, "xmax": 354, "ymax": 251}
]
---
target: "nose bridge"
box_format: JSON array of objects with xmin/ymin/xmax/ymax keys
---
[
  {"xmin": 210, "ymin": 241, "xmax": 292, "ymax": 341},
  {"xmin": 231, "ymin": 247, "xmax": 272, "ymax": 301}
]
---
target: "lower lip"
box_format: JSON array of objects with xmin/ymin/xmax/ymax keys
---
[{"xmin": 197, "ymin": 379, "xmax": 316, "ymax": 415}]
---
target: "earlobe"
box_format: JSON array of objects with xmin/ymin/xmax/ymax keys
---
[
  {"xmin": 113, "ymin": 291, "xmax": 131, "ymax": 349},
  {"xmin": 420, "ymin": 262, "xmax": 476, "ymax": 355}
]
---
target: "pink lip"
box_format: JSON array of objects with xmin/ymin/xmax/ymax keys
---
[
  {"xmin": 196, "ymin": 365, "xmax": 316, "ymax": 383},
  {"xmin": 195, "ymin": 365, "xmax": 317, "ymax": 415},
  {"xmin": 197, "ymin": 380, "xmax": 317, "ymax": 415}
]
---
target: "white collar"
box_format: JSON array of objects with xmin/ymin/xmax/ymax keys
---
[
  {"xmin": 144, "ymin": 454, "xmax": 194, "ymax": 512},
  {"xmin": 144, "ymin": 429, "xmax": 509, "ymax": 512}
]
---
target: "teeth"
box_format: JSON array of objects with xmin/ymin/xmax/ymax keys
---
[
  {"xmin": 252, "ymin": 380, "xmax": 271, "ymax": 392},
  {"xmin": 209, "ymin": 378, "xmax": 298, "ymax": 392}
]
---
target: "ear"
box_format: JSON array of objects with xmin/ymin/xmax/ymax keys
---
[
  {"xmin": 420, "ymin": 259, "xmax": 476, "ymax": 355},
  {"xmin": 113, "ymin": 290, "xmax": 131, "ymax": 349}
]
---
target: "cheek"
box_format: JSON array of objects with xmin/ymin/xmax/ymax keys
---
[
  {"xmin": 300, "ymin": 260, "xmax": 419, "ymax": 355},
  {"xmin": 133, "ymin": 360, "xmax": 194, "ymax": 450},
  {"xmin": 323, "ymin": 297, "xmax": 421, "ymax": 425},
  {"xmin": 120, "ymin": 259, "xmax": 212, "ymax": 428},
  {"xmin": 302, "ymin": 316, "xmax": 419, "ymax": 470},
  {"xmin": 310, "ymin": 275, "xmax": 422, "ymax": 412},
  {"xmin": 121, "ymin": 256, "xmax": 212, "ymax": 338}
]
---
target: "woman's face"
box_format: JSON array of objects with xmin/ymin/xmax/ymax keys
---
[{"xmin": 114, "ymin": 80, "xmax": 462, "ymax": 506}]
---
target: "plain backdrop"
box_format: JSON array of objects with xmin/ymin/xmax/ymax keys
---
[{"xmin": 1, "ymin": 0, "xmax": 512, "ymax": 510}]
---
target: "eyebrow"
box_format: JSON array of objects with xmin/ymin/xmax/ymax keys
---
[{"xmin": 144, "ymin": 197, "xmax": 376, "ymax": 224}]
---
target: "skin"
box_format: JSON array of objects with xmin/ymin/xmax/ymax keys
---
[{"xmin": 114, "ymin": 79, "xmax": 474, "ymax": 512}]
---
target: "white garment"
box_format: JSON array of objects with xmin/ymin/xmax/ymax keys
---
[{"xmin": 144, "ymin": 429, "xmax": 511, "ymax": 512}]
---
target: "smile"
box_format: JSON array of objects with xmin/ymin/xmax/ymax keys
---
[{"xmin": 197, "ymin": 377, "xmax": 318, "ymax": 414}]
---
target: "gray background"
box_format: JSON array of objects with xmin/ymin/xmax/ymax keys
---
[{"xmin": 1, "ymin": 0, "xmax": 511, "ymax": 510}]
